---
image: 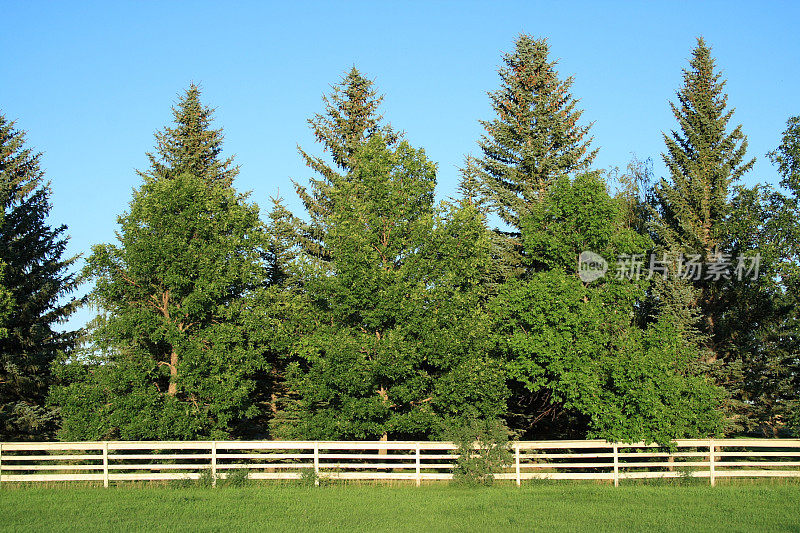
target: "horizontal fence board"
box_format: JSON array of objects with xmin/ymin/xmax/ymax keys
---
[
  {"xmin": 714, "ymin": 470, "xmax": 800, "ymax": 477},
  {"xmin": 217, "ymin": 453, "xmax": 314, "ymax": 460},
  {"xmin": 716, "ymin": 451, "xmax": 800, "ymax": 457},
  {"xmin": 107, "ymin": 442, "xmax": 213, "ymax": 451},
  {"xmin": 521, "ymin": 463, "xmax": 615, "ymax": 469},
  {"xmin": 521, "ymin": 453, "xmax": 616, "ymax": 459},
  {"xmin": 617, "ymin": 461, "xmax": 710, "ymax": 468},
  {"xmin": 317, "ymin": 453, "xmax": 414, "ymax": 460},
  {"xmin": 0, "ymin": 464, "xmax": 103, "ymax": 471},
  {"xmin": 1, "ymin": 474, "xmax": 105, "ymax": 482},
  {"xmin": 246, "ymin": 473, "xmax": 302, "ymax": 480},
  {"xmin": 107, "ymin": 454, "xmax": 212, "ymax": 460},
  {"xmin": 1, "ymin": 442, "xmax": 103, "ymax": 451},
  {"xmin": 215, "ymin": 441, "xmax": 316, "ymax": 450},
  {"xmin": 713, "ymin": 440, "xmax": 800, "ymax": 448},
  {"xmin": 3, "ymin": 439, "xmax": 799, "ymax": 486},
  {"xmin": 108, "ymin": 464, "xmax": 215, "ymax": 470},
  {"xmin": 216, "ymin": 463, "xmax": 313, "ymax": 470},
  {"xmin": 0, "ymin": 454, "xmax": 103, "ymax": 461},
  {"xmin": 616, "ymin": 452, "xmax": 709, "ymax": 459},
  {"xmin": 108, "ymin": 473, "xmax": 200, "ymax": 481}
]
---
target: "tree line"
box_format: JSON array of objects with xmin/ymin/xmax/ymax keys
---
[{"xmin": 1, "ymin": 35, "xmax": 797, "ymax": 443}]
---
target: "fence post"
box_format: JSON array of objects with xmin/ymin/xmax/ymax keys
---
[
  {"xmin": 613, "ymin": 443, "xmax": 619, "ymax": 487},
  {"xmin": 415, "ymin": 442, "xmax": 421, "ymax": 487},
  {"xmin": 709, "ymin": 439, "xmax": 715, "ymax": 487},
  {"xmin": 515, "ymin": 443, "xmax": 521, "ymax": 487},
  {"xmin": 0, "ymin": 442, "xmax": 4, "ymax": 487},
  {"xmin": 211, "ymin": 441, "xmax": 217, "ymax": 487},
  {"xmin": 313, "ymin": 441, "xmax": 320, "ymax": 486},
  {"xmin": 103, "ymin": 441, "xmax": 109, "ymax": 488}
]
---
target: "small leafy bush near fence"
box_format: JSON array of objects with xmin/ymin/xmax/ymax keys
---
[{"xmin": 445, "ymin": 418, "xmax": 512, "ymax": 485}]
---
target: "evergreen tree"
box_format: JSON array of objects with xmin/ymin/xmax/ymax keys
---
[
  {"xmin": 653, "ymin": 38, "xmax": 754, "ymax": 258},
  {"xmin": 0, "ymin": 114, "xmax": 80, "ymax": 440},
  {"xmin": 650, "ymin": 38, "xmax": 757, "ymax": 431},
  {"xmin": 474, "ymin": 34, "xmax": 596, "ymax": 271},
  {"xmin": 50, "ymin": 89, "xmax": 272, "ymax": 439},
  {"xmin": 0, "ymin": 262, "xmax": 12, "ymax": 340},
  {"xmin": 140, "ymin": 84, "xmax": 238, "ymax": 187},
  {"xmin": 294, "ymin": 67, "xmax": 399, "ymax": 260},
  {"xmin": 725, "ymin": 116, "xmax": 800, "ymax": 436},
  {"xmin": 274, "ymin": 135, "xmax": 507, "ymax": 440}
]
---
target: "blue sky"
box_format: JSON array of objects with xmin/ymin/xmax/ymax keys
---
[{"xmin": 2, "ymin": 1, "xmax": 798, "ymax": 329}]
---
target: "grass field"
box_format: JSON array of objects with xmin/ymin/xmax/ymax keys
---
[{"xmin": 2, "ymin": 482, "xmax": 799, "ymax": 532}]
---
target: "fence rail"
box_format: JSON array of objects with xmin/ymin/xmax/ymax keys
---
[{"xmin": 1, "ymin": 439, "xmax": 799, "ymax": 486}]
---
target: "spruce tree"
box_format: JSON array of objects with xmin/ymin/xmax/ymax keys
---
[
  {"xmin": 0, "ymin": 114, "xmax": 80, "ymax": 440},
  {"xmin": 474, "ymin": 34, "xmax": 596, "ymax": 270},
  {"xmin": 275, "ymin": 135, "xmax": 507, "ymax": 440},
  {"xmin": 653, "ymin": 37, "xmax": 755, "ymax": 259},
  {"xmin": 140, "ymin": 84, "xmax": 238, "ymax": 187},
  {"xmin": 294, "ymin": 67, "xmax": 399, "ymax": 260},
  {"xmin": 50, "ymin": 88, "xmax": 272, "ymax": 440},
  {"xmin": 652, "ymin": 38, "xmax": 754, "ymax": 354},
  {"xmin": 651, "ymin": 38, "xmax": 760, "ymax": 433},
  {"xmin": 727, "ymin": 116, "xmax": 800, "ymax": 436}
]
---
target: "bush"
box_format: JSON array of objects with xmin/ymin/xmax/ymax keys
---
[{"xmin": 443, "ymin": 417, "xmax": 511, "ymax": 486}]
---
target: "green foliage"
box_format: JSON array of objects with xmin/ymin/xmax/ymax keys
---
[
  {"xmin": 299, "ymin": 468, "xmax": 328, "ymax": 487},
  {"xmin": 472, "ymin": 34, "xmax": 597, "ymax": 275},
  {"xmin": 275, "ymin": 135, "xmax": 508, "ymax": 440},
  {"xmin": 653, "ymin": 37, "xmax": 755, "ymax": 258},
  {"xmin": 5, "ymin": 39, "xmax": 795, "ymax": 445},
  {"xmin": 221, "ymin": 469, "xmax": 250, "ymax": 488},
  {"xmin": 491, "ymin": 173, "xmax": 722, "ymax": 443},
  {"xmin": 649, "ymin": 38, "xmax": 765, "ymax": 434},
  {"xmin": 718, "ymin": 116, "xmax": 800, "ymax": 436},
  {"xmin": 197, "ymin": 468, "xmax": 216, "ymax": 488},
  {"xmin": 140, "ymin": 84, "xmax": 238, "ymax": 187},
  {"xmin": 0, "ymin": 114, "xmax": 80, "ymax": 440},
  {"xmin": 0, "ymin": 261, "xmax": 13, "ymax": 340},
  {"xmin": 50, "ymin": 88, "xmax": 273, "ymax": 440},
  {"xmin": 294, "ymin": 67, "xmax": 400, "ymax": 261},
  {"xmin": 444, "ymin": 417, "xmax": 511, "ymax": 486},
  {"xmin": 52, "ymin": 173, "xmax": 270, "ymax": 440}
]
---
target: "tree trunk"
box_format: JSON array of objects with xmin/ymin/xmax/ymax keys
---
[
  {"xmin": 379, "ymin": 432, "xmax": 388, "ymax": 456},
  {"xmin": 378, "ymin": 385, "xmax": 389, "ymax": 455},
  {"xmin": 168, "ymin": 349, "xmax": 178, "ymax": 396}
]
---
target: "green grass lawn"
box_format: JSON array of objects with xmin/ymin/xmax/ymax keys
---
[{"xmin": 1, "ymin": 482, "xmax": 799, "ymax": 532}]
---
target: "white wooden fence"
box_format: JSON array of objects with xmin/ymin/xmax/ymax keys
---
[{"xmin": 1, "ymin": 439, "xmax": 799, "ymax": 487}]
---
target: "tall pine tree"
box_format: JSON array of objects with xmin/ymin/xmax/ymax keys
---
[
  {"xmin": 51, "ymin": 88, "xmax": 273, "ymax": 440},
  {"xmin": 653, "ymin": 37, "xmax": 754, "ymax": 258},
  {"xmin": 274, "ymin": 135, "xmax": 507, "ymax": 440},
  {"xmin": 650, "ymin": 38, "xmax": 757, "ymax": 432},
  {"xmin": 474, "ymin": 34, "xmax": 596, "ymax": 272},
  {"xmin": 293, "ymin": 67, "xmax": 399, "ymax": 260},
  {"xmin": 0, "ymin": 114, "xmax": 80, "ymax": 440}
]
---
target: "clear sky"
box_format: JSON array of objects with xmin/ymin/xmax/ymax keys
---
[{"xmin": 2, "ymin": 1, "xmax": 798, "ymax": 330}]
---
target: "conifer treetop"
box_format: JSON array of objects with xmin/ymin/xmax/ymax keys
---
[
  {"xmin": 140, "ymin": 84, "xmax": 238, "ymax": 187},
  {"xmin": 477, "ymin": 34, "xmax": 597, "ymax": 231},
  {"xmin": 293, "ymin": 67, "xmax": 400, "ymax": 260},
  {"xmin": 655, "ymin": 37, "xmax": 755, "ymax": 257}
]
